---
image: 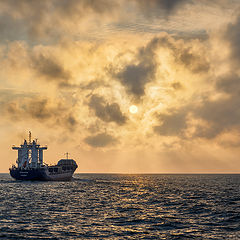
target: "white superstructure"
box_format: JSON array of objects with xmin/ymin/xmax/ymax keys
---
[{"xmin": 12, "ymin": 132, "xmax": 47, "ymax": 169}]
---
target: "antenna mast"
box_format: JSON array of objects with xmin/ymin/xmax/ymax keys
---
[{"xmin": 29, "ymin": 131, "xmax": 31, "ymax": 144}]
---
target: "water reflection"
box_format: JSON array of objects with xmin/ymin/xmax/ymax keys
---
[{"xmin": 0, "ymin": 174, "xmax": 240, "ymax": 239}]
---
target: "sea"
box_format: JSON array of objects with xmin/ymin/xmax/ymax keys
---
[{"xmin": 0, "ymin": 173, "xmax": 240, "ymax": 239}]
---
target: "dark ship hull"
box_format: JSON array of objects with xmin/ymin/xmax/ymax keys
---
[
  {"xmin": 10, "ymin": 168, "xmax": 46, "ymax": 181},
  {"xmin": 10, "ymin": 167, "xmax": 76, "ymax": 181}
]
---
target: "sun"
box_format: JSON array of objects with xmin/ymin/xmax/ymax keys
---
[{"xmin": 129, "ymin": 105, "xmax": 138, "ymax": 114}]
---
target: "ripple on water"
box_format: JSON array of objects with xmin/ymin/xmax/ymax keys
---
[{"xmin": 1, "ymin": 174, "xmax": 240, "ymax": 239}]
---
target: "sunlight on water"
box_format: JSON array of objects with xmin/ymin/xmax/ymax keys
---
[{"xmin": 0, "ymin": 174, "xmax": 240, "ymax": 239}]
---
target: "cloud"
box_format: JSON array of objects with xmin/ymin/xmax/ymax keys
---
[
  {"xmin": 153, "ymin": 74, "xmax": 240, "ymax": 141},
  {"xmin": 134, "ymin": 0, "xmax": 192, "ymax": 17},
  {"xmin": 0, "ymin": 0, "xmax": 118, "ymax": 40},
  {"xmin": 152, "ymin": 72, "xmax": 240, "ymax": 142},
  {"xmin": 224, "ymin": 13, "xmax": 240, "ymax": 66},
  {"xmin": 171, "ymin": 82, "xmax": 183, "ymax": 90},
  {"xmin": 134, "ymin": 0, "xmax": 235, "ymax": 20},
  {"xmin": 116, "ymin": 63, "xmax": 154, "ymax": 97},
  {"xmin": 0, "ymin": 89, "xmax": 34, "ymax": 103},
  {"xmin": 3, "ymin": 97, "xmax": 54, "ymax": 121},
  {"xmin": 0, "ymin": 14, "xmax": 27, "ymax": 42},
  {"xmin": 84, "ymin": 133, "xmax": 117, "ymax": 147},
  {"xmin": 194, "ymin": 73, "xmax": 240, "ymax": 139},
  {"xmin": 177, "ymin": 46, "xmax": 210, "ymax": 73},
  {"xmin": 155, "ymin": 35, "xmax": 210, "ymax": 73},
  {"xmin": 55, "ymin": 0, "xmax": 117, "ymax": 15},
  {"xmin": 194, "ymin": 98, "xmax": 240, "ymax": 139},
  {"xmin": 154, "ymin": 108, "xmax": 188, "ymax": 136},
  {"xmin": 113, "ymin": 34, "xmax": 209, "ymax": 99},
  {"xmin": 89, "ymin": 94, "xmax": 127, "ymax": 125},
  {"xmin": 0, "ymin": 92, "xmax": 78, "ymax": 131},
  {"xmin": 148, "ymin": 13, "xmax": 240, "ymax": 142},
  {"xmin": 31, "ymin": 53, "xmax": 71, "ymax": 83},
  {"xmin": 0, "ymin": 0, "xmax": 51, "ymax": 39},
  {"xmin": 0, "ymin": 0, "xmax": 236, "ymax": 44},
  {"xmin": 189, "ymin": 15, "xmax": 240, "ymax": 140},
  {"xmin": 216, "ymin": 73, "xmax": 240, "ymax": 95},
  {"xmin": 113, "ymin": 37, "xmax": 159, "ymax": 98}
]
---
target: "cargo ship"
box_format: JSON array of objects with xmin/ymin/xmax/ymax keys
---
[{"xmin": 9, "ymin": 132, "xmax": 78, "ymax": 181}]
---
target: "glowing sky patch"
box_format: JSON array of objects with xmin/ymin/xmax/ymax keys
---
[{"xmin": 129, "ymin": 105, "xmax": 138, "ymax": 114}]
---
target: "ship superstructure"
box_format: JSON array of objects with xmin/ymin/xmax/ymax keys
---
[
  {"xmin": 9, "ymin": 132, "xmax": 78, "ymax": 181},
  {"xmin": 12, "ymin": 132, "xmax": 47, "ymax": 169}
]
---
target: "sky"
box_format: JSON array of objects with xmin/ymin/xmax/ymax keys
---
[{"xmin": 1, "ymin": 0, "xmax": 240, "ymax": 173}]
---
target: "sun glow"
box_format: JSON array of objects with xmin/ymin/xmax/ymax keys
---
[{"xmin": 129, "ymin": 105, "xmax": 138, "ymax": 114}]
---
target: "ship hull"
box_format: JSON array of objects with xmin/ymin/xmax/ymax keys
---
[{"xmin": 10, "ymin": 168, "xmax": 75, "ymax": 181}]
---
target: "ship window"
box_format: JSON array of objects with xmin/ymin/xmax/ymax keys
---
[
  {"xmin": 62, "ymin": 166, "xmax": 66, "ymax": 171},
  {"xmin": 54, "ymin": 168, "xmax": 58, "ymax": 172},
  {"xmin": 49, "ymin": 168, "xmax": 53, "ymax": 172}
]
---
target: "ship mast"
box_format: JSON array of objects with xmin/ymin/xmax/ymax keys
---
[
  {"xmin": 65, "ymin": 152, "xmax": 69, "ymax": 159},
  {"xmin": 29, "ymin": 131, "xmax": 32, "ymax": 144}
]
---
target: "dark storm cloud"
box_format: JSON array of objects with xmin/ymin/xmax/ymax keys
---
[
  {"xmin": 4, "ymin": 98, "xmax": 56, "ymax": 121},
  {"xmin": 135, "ymin": 0, "xmax": 192, "ymax": 16},
  {"xmin": 216, "ymin": 73, "xmax": 240, "ymax": 94},
  {"xmin": 0, "ymin": 0, "xmax": 51, "ymax": 39},
  {"xmin": 177, "ymin": 47, "xmax": 210, "ymax": 73},
  {"xmin": 89, "ymin": 94, "xmax": 127, "ymax": 125},
  {"xmin": 156, "ymin": 35, "xmax": 210, "ymax": 73},
  {"xmin": 57, "ymin": 79, "xmax": 110, "ymax": 90},
  {"xmin": 31, "ymin": 53, "xmax": 71, "ymax": 83},
  {"xmin": 152, "ymin": 13, "xmax": 240, "ymax": 141},
  {"xmin": 84, "ymin": 133, "xmax": 117, "ymax": 147},
  {"xmin": 67, "ymin": 115, "xmax": 77, "ymax": 127},
  {"xmin": 154, "ymin": 109, "xmax": 188, "ymax": 136},
  {"xmin": 153, "ymin": 35, "xmax": 209, "ymax": 74},
  {"xmin": 8, "ymin": 98, "xmax": 54, "ymax": 120},
  {"xmin": 80, "ymin": 80, "xmax": 109, "ymax": 90},
  {"xmin": 154, "ymin": 72, "xmax": 240, "ymax": 140},
  {"xmin": 134, "ymin": 0, "xmax": 233, "ymax": 18},
  {"xmin": 225, "ymin": 14, "xmax": 240, "ymax": 66},
  {"xmin": 189, "ymin": 12, "xmax": 240, "ymax": 140},
  {"xmin": 55, "ymin": 0, "xmax": 117, "ymax": 15},
  {"xmin": 194, "ymin": 97, "xmax": 240, "ymax": 139},
  {"xmin": 0, "ymin": 92, "xmax": 78, "ymax": 131},
  {"xmin": 0, "ymin": 0, "xmax": 235, "ymax": 42},
  {"xmin": 114, "ymin": 35, "xmax": 209, "ymax": 98},
  {"xmin": 171, "ymin": 82, "xmax": 183, "ymax": 90},
  {"xmin": 0, "ymin": 0, "xmax": 117, "ymax": 39},
  {"xmin": 114, "ymin": 37, "xmax": 159, "ymax": 98},
  {"xmin": 192, "ymin": 11, "xmax": 240, "ymax": 139},
  {"xmin": 0, "ymin": 14, "xmax": 27, "ymax": 42},
  {"xmin": 0, "ymin": 89, "xmax": 35, "ymax": 103},
  {"xmin": 194, "ymin": 73, "xmax": 240, "ymax": 139},
  {"xmin": 116, "ymin": 64, "xmax": 154, "ymax": 97},
  {"xmin": 23, "ymin": 99, "xmax": 52, "ymax": 120}
]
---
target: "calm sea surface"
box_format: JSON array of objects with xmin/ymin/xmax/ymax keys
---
[{"xmin": 0, "ymin": 174, "xmax": 240, "ymax": 239}]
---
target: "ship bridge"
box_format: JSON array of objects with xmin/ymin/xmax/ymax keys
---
[
  {"xmin": 12, "ymin": 132, "xmax": 47, "ymax": 169},
  {"xmin": 57, "ymin": 159, "xmax": 77, "ymax": 166}
]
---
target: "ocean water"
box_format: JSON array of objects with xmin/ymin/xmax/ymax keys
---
[{"xmin": 0, "ymin": 174, "xmax": 240, "ymax": 239}]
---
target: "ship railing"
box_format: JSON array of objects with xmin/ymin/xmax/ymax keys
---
[{"xmin": 47, "ymin": 164, "xmax": 59, "ymax": 167}]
